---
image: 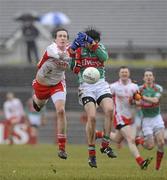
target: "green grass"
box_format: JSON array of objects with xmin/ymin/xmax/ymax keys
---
[{"xmin": 0, "ymin": 144, "xmax": 166, "ymax": 180}]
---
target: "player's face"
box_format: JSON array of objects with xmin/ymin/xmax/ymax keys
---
[
  {"xmin": 55, "ymin": 31, "xmax": 69, "ymax": 49},
  {"xmin": 119, "ymin": 68, "xmax": 130, "ymax": 81},
  {"xmin": 6, "ymin": 92, "xmax": 14, "ymax": 100},
  {"xmin": 143, "ymin": 71, "xmax": 154, "ymax": 84}
]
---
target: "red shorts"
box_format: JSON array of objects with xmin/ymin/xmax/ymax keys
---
[
  {"xmin": 113, "ymin": 115, "xmax": 132, "ymax": 129},
  {"xmin": 32, "ymin": 79, "xmax": 66, "ymax": 100},
  {"xmin": 7, "ymin": 116, "xmax": 25, "ymax": 125}
]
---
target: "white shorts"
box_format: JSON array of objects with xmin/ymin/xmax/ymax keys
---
[
  {"xmin": 78, "ymin": 79, "xmax": 112, "ymax": 105},
  {"xmin": 142, "ymin": 114, "xmax": 165, "ymax": 137},
  {"xmin": 28, "ymin": 114, "xmax": 41, "ymax": 126},
  {"xmin": 133, "ymin": 114, "xmax": 142, "ymax": 128},
  {"xmin": 51, "ymin": 91, "xmax": 66, "ymax": 104}
]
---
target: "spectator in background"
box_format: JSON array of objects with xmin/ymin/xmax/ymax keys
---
[
  {"xmin": 3, "ymin": 92, "xmax": 26, "ymax": 144},
  {"xmin": 25, "ymin": 97, "xmax": 47, "ymax": 144},
  {"xmin": 22, "ymin": 20, "xmax": 39, "ymax": 64}
]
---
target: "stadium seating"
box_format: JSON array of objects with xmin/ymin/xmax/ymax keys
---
[{"xmin": 0, "ymin": 0, "xmax": 167, "ymax": 60}]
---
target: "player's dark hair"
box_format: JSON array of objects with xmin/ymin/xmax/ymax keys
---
[
  {"xmin": 54, "ymin": 28, "xmax": 69, "ymax": 39},
  {"xmin": 144, "ymin": 68, "xmax": 155, "ymax": 75},
  {"xmin": 119, "ymin": 66, "xmax": 129, "ymax": 70},
  {"xmin": 85, "ymin": 27, "xmax": 101, "ymax": 42}
]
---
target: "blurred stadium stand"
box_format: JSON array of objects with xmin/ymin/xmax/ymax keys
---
[{"xmin": 0, "ymin": 0, "xmax": 167, "ymax": 62}]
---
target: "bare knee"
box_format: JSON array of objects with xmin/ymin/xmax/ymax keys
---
[
  {"xmin": 56, "ymin": 107, "xmax": 65, "ymax": 118},
  {"xmin": 104, "ymin": 108, "xmax": 113, "ymax": 118},
  {"xmin": 126, "ymin": 136, "xmax": 135, "ymax": 145},
  {"xmin": 157, "ymin": 139, "xmax": 165, "ymax": 149},
  {"xmin": 87, "ymin": 115, "xmax": 96, "ymax": 123},
  {"xmin": 145, "ymin": 142, "xmax": 154, "ymax": 150}
]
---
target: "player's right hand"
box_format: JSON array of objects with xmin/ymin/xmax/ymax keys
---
[
  {"xmin": 77, "ymin": 32, "xmax": 94, "ymax": 44},
  {"xmin": 70, "ymin": 38, "xmax": 85, "ymax": 51}
]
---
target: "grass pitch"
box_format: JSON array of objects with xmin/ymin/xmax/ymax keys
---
[{"xmin": 0, "ymin": 144, "xmax": 166, "ymax": 180}]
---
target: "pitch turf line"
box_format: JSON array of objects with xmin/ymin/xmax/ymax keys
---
[{"xmin": 0, "ymin": 144, "xmax": 166, "ymax": 180}]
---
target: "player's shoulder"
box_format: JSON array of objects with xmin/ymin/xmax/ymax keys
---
[
  {"xmin": 154, "ymin": 84, "xmax": 163, "ymax": 92},
  {"xmin": 132, "ymin": 83, "xmax": 138, "ymax": 87},
  {"xmin": 3, "ymin": 101, "xmax": 9, "ymax": 107},
  {"xmin": 130, "ymin": 82, "xmax": 139, "ymax": 91},
  {"xmin": 13, "ymin": 98, "xmax": 22, "ymax": 103},
  {"xmin": 46, "ymin": 42, "xmax": 58, "ymax": 52},
  {"xmin": 46, "ymin": 42, "xmax": 59, "ymax": 57},
  {"xmin": 98, "ymin": 42, "xmax": 106, "ymax": 49},
  {"xmin": 139, "ymin": 84, "xmax": 144, "ymax": 90}
]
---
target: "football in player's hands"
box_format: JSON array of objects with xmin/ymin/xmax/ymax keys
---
[{"xmin": 133, "ymin": 91, "xmax": 142, "ymax": 101}]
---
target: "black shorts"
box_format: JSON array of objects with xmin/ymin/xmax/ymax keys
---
[
  {"xmin": 116, "ymin": 124, "xmax": 128, "ymax": 130},
  {"xmin": 82, "ymin": 93, "xmax": 112, "ymax": 106}
]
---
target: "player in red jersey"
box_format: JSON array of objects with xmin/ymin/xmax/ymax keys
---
[
  {"xmin": 32, "ymin": 28, "xmax": 70, "ymax": 159},
  {"xmin": 96, "ymin": 66, "xmax": 152, "ymax": 170}
]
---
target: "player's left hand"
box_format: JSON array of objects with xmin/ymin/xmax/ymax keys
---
[
  {"xmin": 77, "ymin": 32, "xmax": 94, "ymax": 44},
  {"xmin": 70, "ymin": 38, "xmax": 85, "ymax": 51}
]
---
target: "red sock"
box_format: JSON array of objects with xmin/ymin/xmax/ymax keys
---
[
  {"xmin": 156, "ymin": 151, "xmax": 164, "ymax": 170},
  {"xmin": 29, "ymin": 136, "xmax": 37, "ymax": 145},
  {"xmin": 95, "ymin": 130, "xmax": 104, "ymax": 139},
  {"xmin": 57, "ymin": 134, "xmax": 66, "ymax": 151},
  {"xmin": 88, "ymin": 144, "xmax": 96, "ymax": 157},
  {"xmin": 135, "ymin": 136, "xmax": 144, "ymax": 146},
  {"xmin": 101, "ymin": 136, "xmax": 110, "ymax": 148},
  {"xmin": 136, "ymin": 156, "xmax": 144, "ymax": 166}
]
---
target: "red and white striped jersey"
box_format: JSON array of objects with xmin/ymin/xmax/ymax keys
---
[
  {"xmin": 36, "ymin": 42, "xmax": 70, "ymax": 86},
  {"xmin": 110, "ymin": 79, "xmax": 139, "ymax": 126}
]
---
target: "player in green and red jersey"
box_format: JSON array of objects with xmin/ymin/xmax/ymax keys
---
[
  {"xmin": 69, "ymin": 28, "xmax": 116, "ymax": 168},
  {"xmin": 135, "ymin": 69, "xmax": 165, "ymax": 170}
]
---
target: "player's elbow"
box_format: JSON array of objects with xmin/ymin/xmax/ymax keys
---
[
  {"xmin": 152, "ymin": 98, "xmax": 159, "ymax": 104},
  {"xmin": 98, "ymin": 53, "xmax": 108, "ymax": 62},
  {"xmin": 102, "ymin": 54, "xmax": 108, "ymax": 61}
]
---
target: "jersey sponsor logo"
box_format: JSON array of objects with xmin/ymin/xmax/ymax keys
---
[{"xmin": 81, "ymin": 58, "xmax": 103, "ymax": 68}]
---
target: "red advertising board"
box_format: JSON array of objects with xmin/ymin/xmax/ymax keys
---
[{"xmin": 0, "ymin": 120, "xmax": 34, "ymax": 144}]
